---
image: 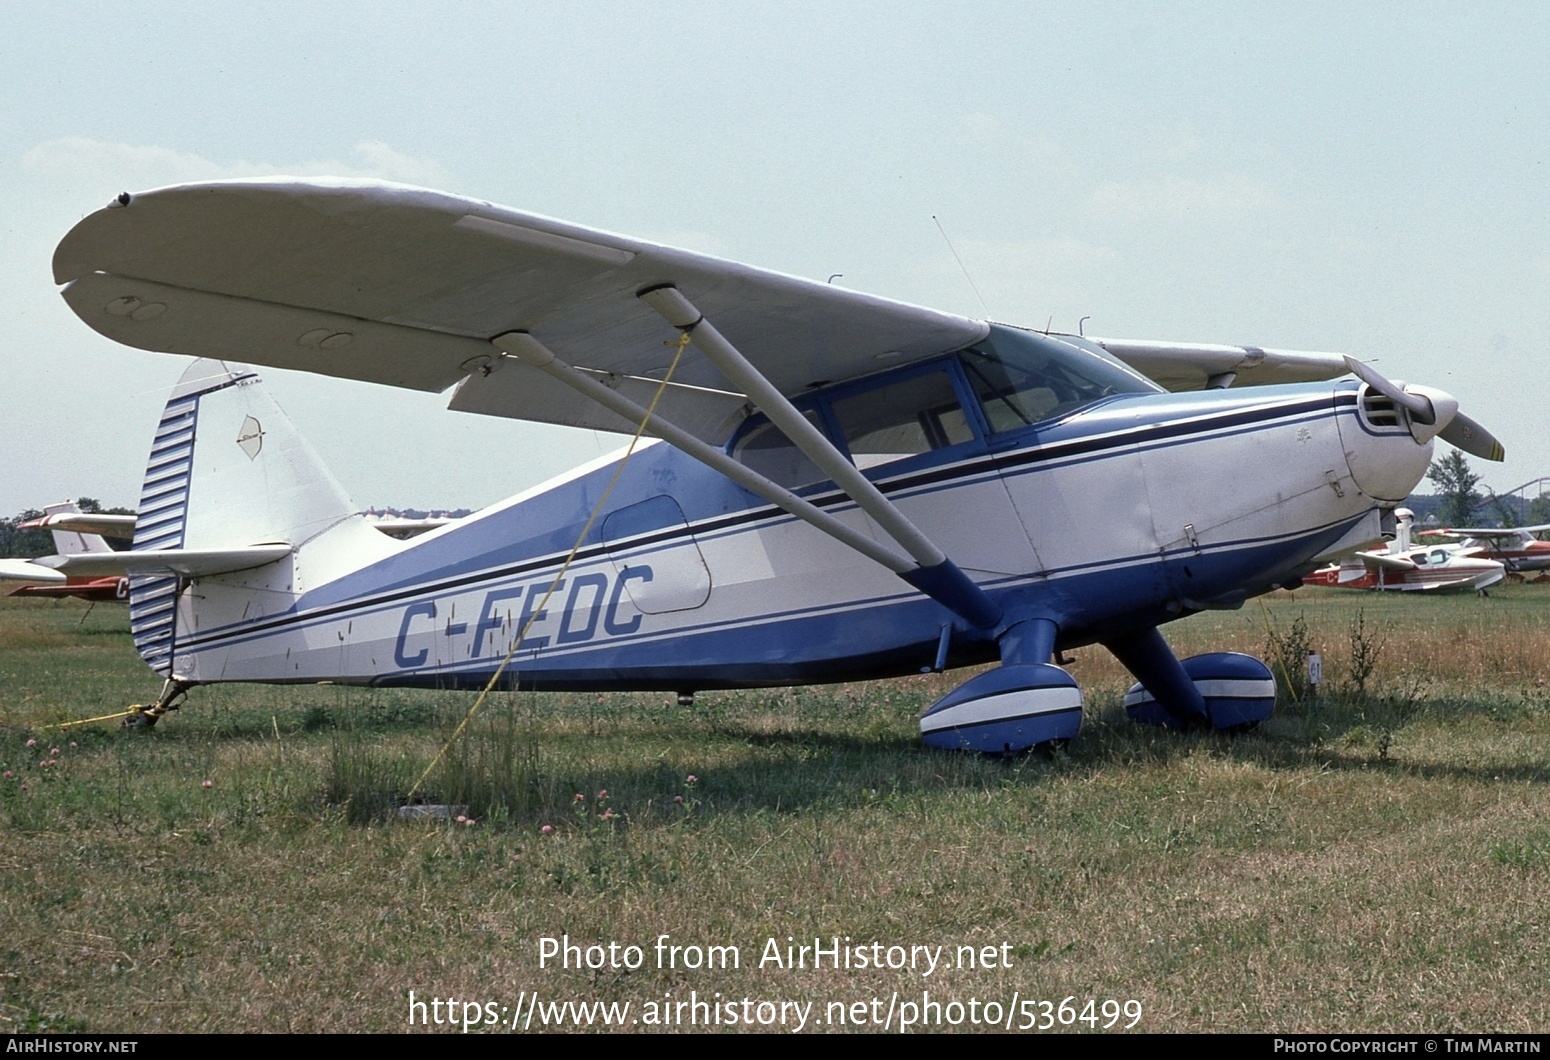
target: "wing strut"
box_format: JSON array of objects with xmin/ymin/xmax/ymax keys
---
[
  {"xmin": 492, "ymin": 332, "xmax": 909, "ymax": 573},
  {"xmin": 639, "ymin": 284, "xmax": 1002, "ymax": 629},
  {"xmin": 493, "ymin": 327, "xmax": 1000, "ymax": 630}
]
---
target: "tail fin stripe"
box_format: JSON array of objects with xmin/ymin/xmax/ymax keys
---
[
  {"xmin": 129, "ymin": 593, "xmax": 175, "ymax": 615},
  {"xmin": 153, "ymin": 418, "xmax": 196, "ymax": 442},
  {"xmin": 141, "ymin": 477, "xmax": 190, "ymax": 502},
  {"xmin": 131, "ymin": 386, "xmax": 202, "ymax": 677},
  {"xmin": 129, "ymin": 605, "xmax": 175, "ymax": 625},
  {"xmin": 144, "ymin": 453, "xmax": 194, "ymax": 477},
  {"xmin": 136, "ymin": 500, "xmax": 186, "ymax": 523},
  {"xmin": 134, "ymin": 531, "xmax": 183, "ymax": 550},
  {"xmin": 128, "ymin": 584, "xmax": 175, "ymax": 607},
  {"xmin": 151, "ymin": 412, "xmax": 193, "ymax": 433},
  {"xmin": 147, "ymin": 444, "xmax": 194, "ymax": 466},
  {"xmin": 143, "ymin": 458, "xmax": 192, "ymax": 483},
  {"xmin": 149, "ymin": 435, "xmax": 194, "ymax": 456},
  {"xmin": 150, "ymin": 426, "xmax": 194, "ymax": 446},
  {"xmin": 136, "ymin": 511, "xmax": 187, "ymax": 535},
  {"xmin": 139, "ymin": 483, "xmax": 189, "ymax": 508}
]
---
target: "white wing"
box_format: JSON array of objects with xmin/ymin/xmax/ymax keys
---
[
  {"xmin": 55, "ymin": 179, "xmax": 988, "ymax": 442},
  {"xmin": 1086, "ymin": 338, "xmax": 1350, "ymax": 392}
]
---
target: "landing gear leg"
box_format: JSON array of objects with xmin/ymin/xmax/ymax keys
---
[
  {"xmin": 123, "ymin": 678, "xmax": 191, "ymax": 730},
  {"xmin": 1104, "ymin": 626, "xmax": 1275, "ymax": 731},
  {"xmin": 1103, "ymin": 627, "xmax": 1209, "ymax": 729},
  {"xmin": 920, "ymin": 617, "xmax": 1084, "ymax": 753}
]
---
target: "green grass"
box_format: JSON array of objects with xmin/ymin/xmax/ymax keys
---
[{"xmin": 2, "ymin": 589, "xmax": 1549, "ymax": 1032}]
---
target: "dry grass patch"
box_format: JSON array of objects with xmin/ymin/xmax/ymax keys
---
[{"xmin": 3, "ymin": 591, "xmax": 1550, "ymax": 1031}]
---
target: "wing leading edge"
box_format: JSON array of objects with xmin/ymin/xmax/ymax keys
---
[
  {"xmin": 56, "ymin": 179, "xmax": 1357, "ymax": 445},
  {"xmin": 54, "ymin": 179, "xmax": 988, "ymax": 441}
]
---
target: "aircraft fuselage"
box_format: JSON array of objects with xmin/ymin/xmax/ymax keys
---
[{"xmin": 152, "ymin": 377, "xmax": 1429, "ymax": 693}]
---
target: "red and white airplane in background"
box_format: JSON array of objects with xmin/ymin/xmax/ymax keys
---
[
  {"xmin": 1420, "ymin": 523, "xmax": 1550, "ymax": 576},
  {"xmin": 1, "ymin": 502, "xmax": 134, "ymax": 601},
  {"xmin": 1302, "ymin": 508, "xmax": 1505, "ymax": 594}
]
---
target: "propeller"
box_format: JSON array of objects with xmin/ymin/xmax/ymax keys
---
[{"xmin": 1342, "ymin": 356, "xmax": 1505, "ymax": 462}]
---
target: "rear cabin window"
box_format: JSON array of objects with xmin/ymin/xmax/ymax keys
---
[
  {"xmin": 830, "ymin": 370, "xmax": 973, "ymax": 470},
  {"xmin": 732, "ymin": 411, "xmax": 827, "ymax": 489}
]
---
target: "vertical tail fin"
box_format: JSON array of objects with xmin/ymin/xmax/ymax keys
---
[
  {"xmin": 40, "ymin": 501, "xmax": 115, "ymax": 555},
  {"xmin": 130, "ymin": 358, "xmax": 372, "ymax": 676}
]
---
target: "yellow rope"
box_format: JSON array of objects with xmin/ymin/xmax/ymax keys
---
[
  {"xmin": 406, "ymin": 332, "xmax": 692, "ymax": 800},
  {"xmin": 46, "ymin": 708, "xmax": 143, "ymax": 730}
]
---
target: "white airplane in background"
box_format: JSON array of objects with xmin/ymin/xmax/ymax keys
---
[
  {"xmin": 1302, "ymin": 508, "xmax": 1505, "ymax": 594},
  {"xmin": 1420, "ymin": 523, "xmax": 1550, "ymax": 576},
  {"xmin": 48, "ymin": 179, "xmax": 1504, "ymax": 750}
]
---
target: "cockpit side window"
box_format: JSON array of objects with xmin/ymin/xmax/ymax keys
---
[
  {"xmin": 961, "ymin": 325, "xmax": 1157, "ymax": 434},
  {"xmin": 830, "ymin": 370, "xmax": 973, "ymax": 470}
]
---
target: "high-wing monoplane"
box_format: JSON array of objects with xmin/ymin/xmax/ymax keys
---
[{"xmin": 49, "ymin": 179, "xmax": 1505, "ymax": 751}]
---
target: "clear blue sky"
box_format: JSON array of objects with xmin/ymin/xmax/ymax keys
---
[{"xmin": 3, "ymin": 2, "xmax": 1547, "ymax": 510}]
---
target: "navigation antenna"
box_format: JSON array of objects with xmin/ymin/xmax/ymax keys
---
[{"xmin": 932, "ymin": 215, "xmax": 991, "ymax": 319}]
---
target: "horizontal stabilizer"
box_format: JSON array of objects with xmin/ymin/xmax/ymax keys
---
[
  {"xmin": 18, "ymin": 511, "xmax": 137, "ymax": 539},
  {"xmin": 40, "ymin": 545, "xmax": 292, "ymax": 578}
]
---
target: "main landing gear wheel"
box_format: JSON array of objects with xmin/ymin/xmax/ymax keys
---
[
  {"xmin": 920, "ymin": 664, "xmax": 1083, "ymax": 754},
  {"xmin": 1124, "ymin": 653, "xmax": 1276, "ymax": 731}
]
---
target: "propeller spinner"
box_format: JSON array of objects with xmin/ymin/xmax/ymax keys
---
[{"xmin": 1342, "ymin": 356, "xmax": 1505, "ymax": 462}]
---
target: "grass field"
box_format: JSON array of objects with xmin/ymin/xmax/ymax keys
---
[{"xmin": 2, "ymin": 587, "xmax": 1548, "ymax": 1033}]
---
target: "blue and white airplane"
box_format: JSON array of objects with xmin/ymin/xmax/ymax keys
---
[{"xmin": 50, "ymin": 180, "xmax": 1503, "ymax": 751}]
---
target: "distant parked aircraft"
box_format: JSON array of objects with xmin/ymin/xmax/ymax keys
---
[
  {"xmin": 1420, "ymin": 523, "xmax": 1550, "ymax": 575},
  {"xmin": 3, "ymin": 502, "xmax": 130, "ymax": 601},
  {"xmin": 1303, "ymin": 509, "xmax": 1505, "ymax": 594}
]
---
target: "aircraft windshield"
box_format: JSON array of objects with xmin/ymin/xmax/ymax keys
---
[{"xmin": 960, "ymin": 325, "xmax": 1159, "ymax": 433}]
